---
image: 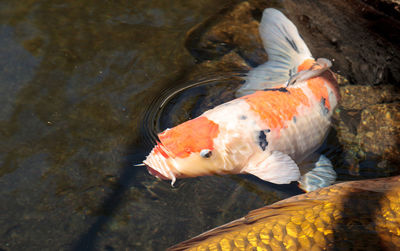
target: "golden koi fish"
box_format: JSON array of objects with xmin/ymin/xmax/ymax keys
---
[
  {"xmin": 168, "ymin": 176, "xmax": 400, "ymax": 251},
  {"xmin": 143, "ymin": 9, "xmax": 340, "ymax": 191}
]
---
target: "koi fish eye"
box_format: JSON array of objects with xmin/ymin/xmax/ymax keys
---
[{"xmin": 200, "ymin": 149, "xmax": 212, "ymax": 158}]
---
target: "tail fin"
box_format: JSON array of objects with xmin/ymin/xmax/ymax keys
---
[{"xmin": 236, "ymin": 8, "xmax": 313, "ymax": 97}]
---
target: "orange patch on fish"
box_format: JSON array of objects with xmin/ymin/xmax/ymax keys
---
[
  {"xmin": 241, "ymin": 89, "xmax": 310, "ymax": 130},
  {"xmin": 154, "ymin": 143, "xmax": 170, "ymax": 159},
  {"xmin": 307, "ymin": 78, "xmax": 331, "ymax": 110},
  {"xmin": 297, "ymin": 58, "xmax": 315, "ymax": 72},
  {"xmin": 298, "ymin": 59, "xmax": 338, "ymax": 111},
  {"xmin": 158, "ymin": 116, "xmax": 219, "ymax": 158}
]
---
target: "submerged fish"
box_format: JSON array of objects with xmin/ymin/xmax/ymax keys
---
[
  {"xmin": 168, "ymin": 176, "xmax": 400, "ymax": 251},
  {"xmin": 143, "ymin": 9, "xmax": 340, "ymax": 190}
]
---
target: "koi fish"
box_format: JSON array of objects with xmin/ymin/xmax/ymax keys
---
[
  {"xmin": 143, "ymin": 8, "xmax": 340, "ymax": 190},
  {"xmin": 168, "ymin": 176, "xmax": 400, "ymax": 251}
]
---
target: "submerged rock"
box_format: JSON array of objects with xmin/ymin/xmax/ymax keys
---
[
  {"xmin": 187, "ymin": 51, "xmax": 250, "ymax": 79},
  {"xmin": 358, "ymin": 103, "xmax": 400, "ymax": 162},
  {"xmin": 361, "ymin": 0, "xmax": 400, "ymax": 20},
  {"xmin": 283, "ymin": 0, "xmax": 400, "ymax": 85},
  {"xmin": 339, "ymin": 84, "xmax": 399, "ymax": 110},
  {"xmin": 332, "ymin": 85, "xmax": 400, "ymax": 176},
  {"xmin": 185, "ymin": 1, "xmax": 268, "ymax": 66}
]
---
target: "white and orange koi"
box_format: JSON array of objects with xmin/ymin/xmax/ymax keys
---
[{"xmin": 143, "ymin": 9, "xmax": 340, "ymax": 191}]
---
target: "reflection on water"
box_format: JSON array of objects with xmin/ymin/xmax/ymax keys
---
[{"xmin": 0, "ymin": 0, "xmax": 399, "ymax": 250}]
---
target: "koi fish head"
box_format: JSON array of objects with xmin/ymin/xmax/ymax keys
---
[{"xmin": 143, "ymin": 116, "xmax": 228, "ymax": 184}]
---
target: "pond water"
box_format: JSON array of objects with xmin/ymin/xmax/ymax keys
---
[{"xmin": 0, "ymin": 0, "xmax": 399, "ymax": 250}]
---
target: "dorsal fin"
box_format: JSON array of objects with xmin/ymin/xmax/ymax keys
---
[
  {"xmin": 237, "ymin": 8, "xmax": 313, "ymax": 97},
  {"xmin": 286, "ymin": 58, "xmax": 332, "ymax": 86}
]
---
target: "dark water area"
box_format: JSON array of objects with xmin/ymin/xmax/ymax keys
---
[{"xmin": 0, "ymin": 0, "xmax": 399, "ymax": 250}]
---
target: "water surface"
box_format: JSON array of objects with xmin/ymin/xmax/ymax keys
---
[{"xmin": 0, "ymin": 0, "xmax": 399, "ymax": 250}]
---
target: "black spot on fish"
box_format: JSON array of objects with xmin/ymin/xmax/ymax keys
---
[
  {"xmin": 293, "ymin": 116, "xmax": 297, "ymax": 123},
  {"xmin": 265, "ymin": 129, "xmax": 271, "ymax": 133},
  {"xmin": 258, "ymin": 130, "xmax": 268, "ymax": 151},
  {"xmin": 263, "ymin": 87, "xmax": 289, "ymax": 93},
  {"xmin": 320, "ymin": 97, "xmax": 329, "ymax": 115},
  {"xmin": 285, "ymin": 36, "xmax": 299, "ymax": 53},
  {"xmin": 239, "ymin": 115, "xmax": 247, "ymax": 120}
]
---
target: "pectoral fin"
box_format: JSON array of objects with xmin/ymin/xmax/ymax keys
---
[
  {"xmin": 243, "ymin": 151, "xmax": 300, "ymax": 184},
  {"xmin": 298, "ymin": 154, "xmax": 336, "ymax": 192}
]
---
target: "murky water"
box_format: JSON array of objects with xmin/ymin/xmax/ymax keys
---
[{"xmin": 0, "ymin": 0, "xmax": 399, "ymax": 250}]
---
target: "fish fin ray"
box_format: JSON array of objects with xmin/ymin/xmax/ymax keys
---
[
  {"xmin": 237, "ymin": 8, "xmax": 313, "ymax": 97},
  {"xmin": 244, "ymin": 151, "xmax": 300, "ymax": 184}
]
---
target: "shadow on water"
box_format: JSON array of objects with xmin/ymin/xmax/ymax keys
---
[
  {"xmin": 71, "ymin": 71, "xmax": 242, "ymax": 250},
  {"xmin": 332, "ymin": 190, "xmax": 383, "ymax": 250},
  {"xmin": 72, "ymin": 143, "xmax": 149, "ymax": 251},
  {"xmin": 70, "ymin": 69, "xmax": 197, "ymax": 251},
  {"xmin": 233, "ymin": 174, "xmax": 304, "ymax": 198}
]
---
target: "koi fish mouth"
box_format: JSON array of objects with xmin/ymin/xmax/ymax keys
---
[
  {"xmin": 145, "ymin": 163, "xmax": 169, "ymax": 180},
  {"xmin": 143, "ymin": 144, "xmax": 177, "ymax": 184}
]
